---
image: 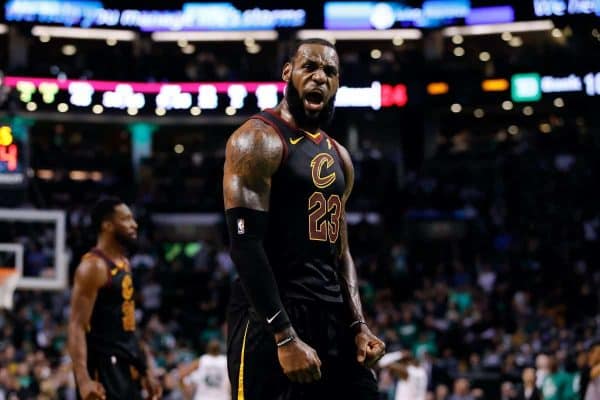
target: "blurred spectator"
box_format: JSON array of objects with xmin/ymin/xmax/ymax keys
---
[{"xmin": 516, "ymin": 367, "xmax": 541, "ymax": 400}]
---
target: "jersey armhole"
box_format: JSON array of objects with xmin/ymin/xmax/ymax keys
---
[
  {"xmin": 250, "ymin": 115, "xmax": 289, "ymax": 169},
  {"xmin": 329, "ymin": 137, "xmax": 347, "ymax": 182}
]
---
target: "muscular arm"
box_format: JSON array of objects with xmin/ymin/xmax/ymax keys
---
[
  {"xmin": 67, "ymin": 257, "xmax": 107, "ymax": 386},
  {"xmin": 223, "ymin": 119, "xmax": 291, "ymax": 334},
  {"xmin": 334, "ymin": 141, "xmax": 386, "ymax": 366},
  {"xmin": 334, "ymin": 142, "xmax": 365, "ymax": 324}
]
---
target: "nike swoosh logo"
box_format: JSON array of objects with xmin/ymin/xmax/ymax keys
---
[
  {"xmin": 289, "ymin": 136, "xmax": 304, "ymax": 145},
  {"xmin": 266, "ymin": 310, "xmax": 282, "ymax": 324}
]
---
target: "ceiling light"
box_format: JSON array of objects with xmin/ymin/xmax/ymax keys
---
[
  {"xmin": 296, "ymin": 29, "xmax": 422, "ymax": 41},
  {"xmin": 553, "ymin": 97, "xmax": 564, "ymax": 108},
  {"xmin": 153, "ymin": 30, "xmax": 278, "ymax": 42},
  {"xmin": 370, "ymin": 49, "xmax": 382, "ymax": 59},
  {"xmin": 62, "ymin": 45, "xmax": 77, "ymax": 56},
  {"xmin": 443, "ymin": 20, "xmax": 554, "ymax": 37},
  {"xmin": 392, "ymin": 36, "xmax": 404, "ymax": 46},
  {"xmin": 182, "ymin": 44, "xmax": 195, "ymax": 54},
  {"xmin": 502, "ymin": 101, "xmax": 513, "ymax": 110},
  {"xmin": 508, "ymin": 37, "xmax": 523, "ymax": 47},
  {"xmin": 32, "ymin": 26, "xmax": 137, "ymax": 41},
  {"xmin": 508, "ymin": 125, "xmax": 519, "ymax": 135},
  {"xmin": 452, "ymin": 35, "xmax": 464, "ymax": 44},
  {"xmin": 501, "ymin": 32, "xmax": 512, "ymax": 41},
  {"xmin": 453, "ymin": 47, "xmax": 465, "ymax": 57},
  {"xmin": 451, "ymin": 103, "xmax": 462, "ymax": 113},
  {"xmin": 474, "ymin": 108, "xmax": 485, "ymax": 118},
  {"xmin": 479, "ymin": 51, "xmax": 491, "ymax": 62},
  {"xmin": 523, "ymin": 106, "xmax": 534, "ymax": 116},
  {"xmin": 246, "ymin": 44, "xmax": 261, "ymax": 54}
]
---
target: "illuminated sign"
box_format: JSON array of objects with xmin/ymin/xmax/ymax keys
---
[
  {"xmin": 511, "ymin": 73, "xmax": 541, "ymax": 102},
  {"xmin": 0, "ymin": 126, "xmax": 25, "ymax": 186},
  {"xmin": 482, "ymin": 78, "xmax": 509, "ymax": 92},
  {"xmin": 541, "ymin": 75, "xmax": 582, "ymax": 93},
  {"xmin": 5, "ymin": 0, "xmax": 306, "ymax": 31},
  {"xmin": 324, "ymin": 1, "xmax": 514, "ymax": 29},
  {"xmin": 4, "ymin": 76, "xmax": 408, "ymax": 113},
  {"xmin": 584, "ymin": 73, "xmax": 600, "ymax": 96},
  {"xmin": 533, "ymin": 0, "xmax": 600, "ymax": 17},
  {"xmin": 510, "ymin": 71, "xmax": 600, "ymax": 99}
]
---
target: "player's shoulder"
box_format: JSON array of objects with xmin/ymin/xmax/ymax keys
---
[
  {"xmin": 228, "ymin": 116, "xmax": 282, "ymax": 148},
  {"xmin": 225, "ymin": 117, "xmax": 284, "ymax": 173},
  {"xmin": 75, "ymin": 252, "xmax": 109, "ymax": 287}
]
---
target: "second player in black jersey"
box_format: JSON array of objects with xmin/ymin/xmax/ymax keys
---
[
  {"xmin": 224, "ymin": 38, "xmax": 386, "ymax": 400},
  {"xmin": 68, "ymin": 197, "xmax": 162, "ymax": 400}
]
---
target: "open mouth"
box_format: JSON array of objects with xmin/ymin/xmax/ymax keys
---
[{"xmin": 304, "ymin": 91, "xmax": 325, "ymax": 111}]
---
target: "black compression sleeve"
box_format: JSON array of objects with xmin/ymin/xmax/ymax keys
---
[{"xmin": 225, "ymin": 207, "xmax": 291, "ymax": 332}]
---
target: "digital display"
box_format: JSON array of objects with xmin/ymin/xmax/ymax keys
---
[
  {"xmin": 4, "ymin": 76, "xmax": 410, "ymax": 113},
  {"xmin": 533, "ymin": 0, "xmax": 600, "ymax": 17},
  {"xmin": 324, "ymin": 1, "xmax": 515, "ymax": 29},
  {"xmin": 511, "ymin": 71, "xmax": 600, "ymax": 101},
  {"xmin": 0, "ymin": 126, "xmax": 26, "ymax": 186},
  {"xmin": 4, "ymin": 0, "xmax": 306, "ymax": 31}
]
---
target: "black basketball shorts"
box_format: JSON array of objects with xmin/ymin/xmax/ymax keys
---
[
  {"xmin": 77, "ymin": 353, "xmax": 143, "ymax": 400},
  {"xmin": 227, "ymin": 290, "xmax": 378, "ymax": 400}
]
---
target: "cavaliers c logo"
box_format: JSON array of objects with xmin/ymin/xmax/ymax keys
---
[
  {"xmin": 310, "ymin": 153, "xmax": 336, "ymax": 189},
  {"xmin": 121, "ymin": 274, "xmax": 134, "ymax": 301}
]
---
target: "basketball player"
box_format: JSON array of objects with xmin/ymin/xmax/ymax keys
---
[
  {"xmin": 223, "ymin": 38, "xmax": 385, "ymax": 399},
  {"xmin": 167, "ymin": 339, "xmax": 230, "ymax": 400},
  {"xmin": 68, "ymin": 197, "xmax": 162, "ymax": 400}
]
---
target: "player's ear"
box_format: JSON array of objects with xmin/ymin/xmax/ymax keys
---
[
  {"xmin": 102, "ymin": 220, "xmax": 113, "ymax": 233},
  {"xmin": 282, "ymin": 62, "xmax": 291, "ymax": 82}
]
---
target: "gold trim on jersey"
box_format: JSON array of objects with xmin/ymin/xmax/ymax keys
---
[
  {"xmin": 237, "ymin": 320, "xmax": 250, "ymax": 400},
  {"xmin": 301, "ymin": 129, "xmax": 321, "ymax": 140}
]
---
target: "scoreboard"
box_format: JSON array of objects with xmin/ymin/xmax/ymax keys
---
[{"xmin": 0, "ymin": 126, "xmax": 27, "ymax": 186}]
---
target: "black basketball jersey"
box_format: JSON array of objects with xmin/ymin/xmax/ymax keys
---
[
  {"xmin": 83, "ymin": 248, "xmax": 146, "ymax": 371},
  {"xmin": 251, "ymin": 110, "xmax": 347, "ymax": 304}
]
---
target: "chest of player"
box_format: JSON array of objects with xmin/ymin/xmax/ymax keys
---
[
  {"xmin": 273, "ymin": 137, "xmax": 345, "ymax": 200},
  {"xmin": 97, "ymin": 268, "xmax": 135, "ymax": 305}
]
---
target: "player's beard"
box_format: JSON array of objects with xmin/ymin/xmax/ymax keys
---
[
  {"xmin": 114, "ymin": 231, "xmax": 138, "ymax": 253},
  {"xmin": 285, "ymin": 79, "xmax": 336, "ymax": 128}
]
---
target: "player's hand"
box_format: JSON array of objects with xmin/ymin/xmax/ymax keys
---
[
  {"xmin": 78, "ymin": 379, "xmax": 106, "ymax": 400},
  {"xmin": 276, "ymin": 330, "xmax": 322, "ymax": 383},
  {"xmin": 142, "ymin": 371, "xmax": 163, "ymax": 400},
  {"xmin": 355, "ymin": 325, "xmax": 385, "ymax": 368}
]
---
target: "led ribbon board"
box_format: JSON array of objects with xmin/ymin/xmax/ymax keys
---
[
  {"xmin": 324, "ymin": 1, "xmax": 514, "ymax": 29},
  {"xmin": 533, "ymin": 0, "xmax": 600, "ymax": 17},
  {"xmin": 511, "ymin": 71, "xmax": 600, "ymax": 100},
  {"xmin": 4, "ymin": 76, "xmax": 409, "ymax": 112},
  {"xmin": 4, "ymin": 0, "xmax": 306, "ymax": 31}
]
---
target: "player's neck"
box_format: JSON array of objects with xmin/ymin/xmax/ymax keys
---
[
  {"xmin": 95, "ymin": 236, "xmax": 126, "ymax": 260},
  {"xmin": 277, "ymin": 101, "xmax": 320, "ymax": 134}
]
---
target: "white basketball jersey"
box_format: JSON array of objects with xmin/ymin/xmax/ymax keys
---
[
  {"xmin": 186, "ymin": 354, "xmax": 230, "ymax": 400},
  {"xmin": 394, "ymin": 365, "xmax": 427, "ymax": 400}
]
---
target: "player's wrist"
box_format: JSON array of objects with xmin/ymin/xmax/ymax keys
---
[
  {"xmin": 349, "ymin": 319, "xmax": 368, "ymax": 335},
  {"xmin": 274, "ymin": 326, "xmax": 295, "ymax": 343}
]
